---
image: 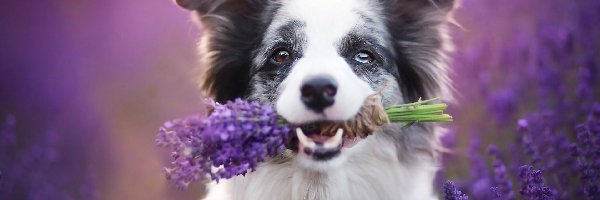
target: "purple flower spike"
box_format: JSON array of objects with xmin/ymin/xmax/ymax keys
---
[
  {"xmin": 444, "ymin": 181, "xmax": 469, "ymax": 200},
  {"xmin": 488, "ymin": 145, "xmax": 516, "ymax": 200},
  {"xmin": 571, "ymin": 108, "xmax": 600, "ymax": 199},
  {"xmin": 518, "ymin": 165, "xmax": 555, "ymax": 200},
  {"xmin": 156, "ymin": 98, "xmax": 293, "ymax": 188}
]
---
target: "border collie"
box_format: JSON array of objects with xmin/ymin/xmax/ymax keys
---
[{"xmin": 174, "ymin": 0, "xmax": 455, "ymax": 199}]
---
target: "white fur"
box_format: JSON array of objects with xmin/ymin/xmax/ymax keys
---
[{"xmin": 204, "ymin": 132, "xmax": 438, "ymax": 200}]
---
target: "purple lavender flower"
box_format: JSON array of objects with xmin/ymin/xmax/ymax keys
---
[
  {"xmin": 467, "ymin": 138, "xmax": 496, "ymax": 199},
  {"xmin": 0, "ymin": 116, "xmax": 98, "ymax": 200},
  {"xmin": 516, "ymin": 119, "xmax": 542, "ymax": 166},
  {"xmin": 518, "ymin": 165, "xmax": 555, "ymax": 200},
  {"xmin": 571, "ymin": 107, "xmax": 600, "ymax": 199},
  {"xmin": 444, "ymin": 181, "xmax": 469, "ymax": 200},
  {"xmin": 156, "ymin": 114, "xmax": 207, "ymax": 188},
  {"xmin": 488, "ymin": 145, "xmax": 516, "ymax": 200},
  {"xmin": 156, "ymin": 98, "xmax": 293, "ymax": 187}
]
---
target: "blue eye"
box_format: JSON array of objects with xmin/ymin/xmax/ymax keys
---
[{"xmin": 353, "ymin": 51, "xmax": 374, "ymax": 64}]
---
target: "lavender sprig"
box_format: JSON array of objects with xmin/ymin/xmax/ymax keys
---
[
  {"xmin": 156, "ymin": 97, "xmax": 452, "ymax": 188},
  {"xmin": 572, "ymin": 105, "xmax": 600, "ymax": 199},
  {"xmin": 518, "ymin": 165, "xmax": 555, "ymax": 200},
  {"xmin": 488, "ymin": 145, "xmax": 516, "ymax": 200},
  {"xmin": 444, "ymin": 180, "xmax": 470, "ymax": 200},
  {"xmin": 157, "ymin": 99, "xmax": 293, "ymax": 187}
]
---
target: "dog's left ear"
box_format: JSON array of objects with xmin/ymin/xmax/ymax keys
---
[
  {"xmin": 174, "ymin": 0, "xmax": 199, "ymax": 10},
  {"xmin": 385, "ymin": 0, "xmax": 457, "ymax": 102},
  {"xmin": 173, "ymin": 0, "xmax": 228, "ymax": 14},
  {"xmin": 427, "ymin": 0, "xmax": 456, "ymax": 12},
  {"xmin": 388, "ymin": 0, "xmax": 457, "ymax": 14}
]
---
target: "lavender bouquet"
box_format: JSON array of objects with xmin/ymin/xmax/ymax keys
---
[{"xmin": 156, "ymin": 96, "xmax": 451, "ymax": 188}]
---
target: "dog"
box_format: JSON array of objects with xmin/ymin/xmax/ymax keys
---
[{"xmin": 174, "ymin": 0, "xmax": 455, "ymax": 199}]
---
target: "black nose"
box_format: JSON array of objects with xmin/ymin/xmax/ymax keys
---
[{"xmin": 300, "ymin": 75, "xmax": 337, "ymax": 113}]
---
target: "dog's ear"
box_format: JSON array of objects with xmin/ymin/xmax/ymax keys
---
[
  {"xmin": 174, "ymin": 0, "xmax": 267, "ymax": 15},
  {"xmin": 384, "ymin": 0, "xmax": 457, "ymax": 102},
  {"xmin": 426, "ymin": 0, "xmax": 456, "ymax": 12},
  {"xmin": 174, "ymin": 0, "xmax": 199, "ymax": 10},
  {"xmin": 393, "ymin": 0, "xmax": 457, "ymax": 13},
  {"xmin": 175, "ymin": 0, "xmax": 271, "ymax": 102},
  {"xmin": 173, "ymin": 0, "xmax": 223, "ymax": 13}
]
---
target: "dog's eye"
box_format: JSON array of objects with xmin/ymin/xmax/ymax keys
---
[
  {"xmin": 270, "ymin": 48, "xmax": 292, "ymax": 64},
  {"xmin": 353, "ymin": 51, "xmax": 374, "ymax": 64}
]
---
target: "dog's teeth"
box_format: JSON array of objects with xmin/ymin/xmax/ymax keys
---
[
  {"xmin": 296, "ymin": 128, "xmax": 316, "ymax": 149},
  {"xmin": 324, "ymin": 128, "xmax": 344, "ymax": 148}
]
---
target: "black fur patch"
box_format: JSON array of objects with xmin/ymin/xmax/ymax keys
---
[
  {"xmin": 192, "ymin": 0, "xmax": 281, "ymax": 102},
  {"xmin": 382, "ymin": 0, "xmax": 454, "ymax": 102}
]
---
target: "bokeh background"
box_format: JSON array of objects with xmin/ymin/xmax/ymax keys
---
[{"xmin": 0, "ymin": 0, "xmax": 598, "ymax": 199}]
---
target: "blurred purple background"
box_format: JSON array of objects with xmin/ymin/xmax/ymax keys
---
[
  {"xmin": 1, "ymin": 0, "xmax": 204, "ymax": 199},
  {"xmin": 0, "ymin": 0, "xmax": 598, "ymax": 199}
]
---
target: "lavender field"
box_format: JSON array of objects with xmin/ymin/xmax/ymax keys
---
[{"xmin": 0, "ymin": 0, "xmax": 598, "ymax": 199}]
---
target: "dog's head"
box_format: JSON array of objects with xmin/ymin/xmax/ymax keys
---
[{"xmin": 177, "ymin": 0, "xmax": 455, "ymax": 170}]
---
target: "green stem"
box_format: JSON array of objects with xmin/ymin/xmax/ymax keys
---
[{"xmin": 276, "ymin": 97, "xmax": 452, "ymax": 125}]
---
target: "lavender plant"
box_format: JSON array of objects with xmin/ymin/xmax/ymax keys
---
[
  {"xmin": 157, "ymin": 97, "xmax": 452, "ymax": 188},
  {"xmin": 0, "ymin": 115, "xmax": 97, "ymax": 200},
  {"xmin": 441, "ymin": 0, "xmax": 600, "ymax": 199},
  {"xmin": 572, "ymin": 111, "xmax": 600, "ymax": 199},
  {"xmin": 518, "ymin": 165, "xmax": 554, "ymax": 200},
  {"xmin": 156, "ymin": 99, "xmax": 293, "ymax": 187},
  {"xmin": 444, "ymin": 181, "xmax": 469, "ymax": 200},
  {"xmin": 488, "ymin": 145, "xmax": 515, "ymax": 200}
]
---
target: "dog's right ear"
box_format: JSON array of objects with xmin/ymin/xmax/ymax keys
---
[
  {"xmin": 173, "ymin": 0, "xmax": 270, "ymax": 102},
  {"xmin": 173, "ymin": 0, "xmax": 225, "ymax": 14},
  {"xmin": 174, "ymin": 0, "xmax": 200, "ymax": 10}
]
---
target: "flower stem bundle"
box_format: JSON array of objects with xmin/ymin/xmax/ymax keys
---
[
  {"xmin": 385, "ymin": 98, "xmax": 453, "ymax": 123},
  {"xmin": 317, "ymin": 95, "xmax": 452, "ymax": 138}
]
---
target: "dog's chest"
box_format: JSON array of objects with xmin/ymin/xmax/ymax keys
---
[
  {"xmin": 288, "ymin": 166, "xmax": 404, "ymax": 200},
  {"xmin": 223, "ymin": 134, "xmax": 437, "ymax": 200}
]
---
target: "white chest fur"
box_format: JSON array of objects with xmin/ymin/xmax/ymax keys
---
[{"xmin": 204, "ymin": 133, "xmax": 438, "ymax": 200}]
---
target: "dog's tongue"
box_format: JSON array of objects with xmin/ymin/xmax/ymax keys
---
[
  {"xmin": 307, "ymin": 134, "xmax": 331, "ymax": 143},
  {"xmin": 309, "ymin": 135, "xmax": 361, "ymax": 148}
]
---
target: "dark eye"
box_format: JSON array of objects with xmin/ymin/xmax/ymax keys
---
[
  {"xmin": 353, "ymin": 51, "xmax": 374, "ymax": 64},
  {"xmin": 270, "ymin": 48, "xmax": 292, "ymax": 64}
]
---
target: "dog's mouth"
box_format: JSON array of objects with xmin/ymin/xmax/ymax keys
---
[
  {"xmin": 285, "ymin": 123, "xmax": 363, "ymax": 161},
  {"xmin": 280, "ymin": 93, "xmax": 387, "ymax": 161}
]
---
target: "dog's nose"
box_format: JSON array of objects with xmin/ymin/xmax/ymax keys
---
[{"xmin": 300, "ymin": 75, "xmax": 337, "ymax": 113}]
